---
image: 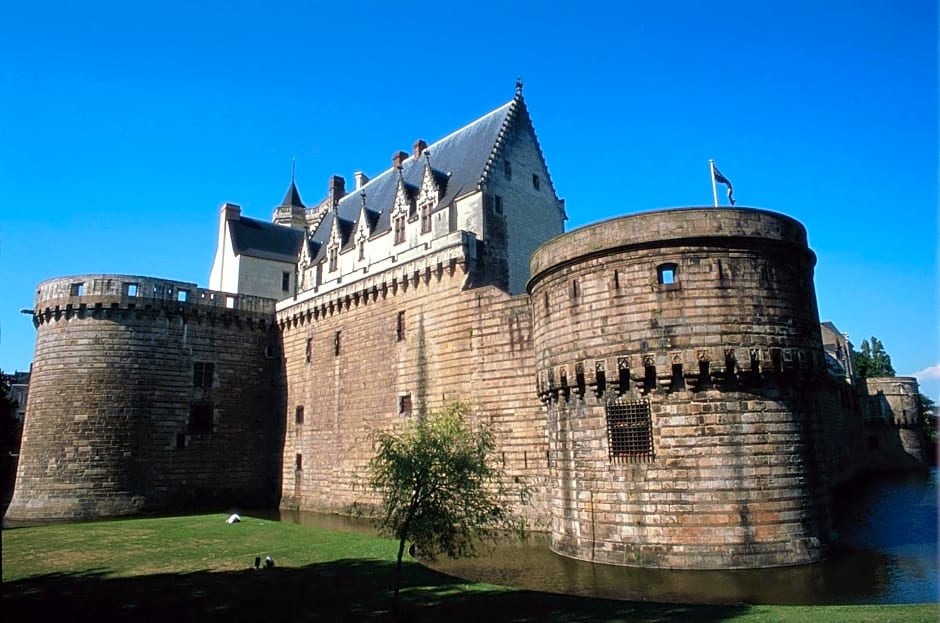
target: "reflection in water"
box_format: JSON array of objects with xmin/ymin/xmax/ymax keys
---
[{"xmin": 270, "ymin": 468, "xmax": 937, "ymax": 605}]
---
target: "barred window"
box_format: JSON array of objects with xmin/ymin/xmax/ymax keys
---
[{"xmin": 605, "ymin": 397, "xmax": 653, "ymax": 463}]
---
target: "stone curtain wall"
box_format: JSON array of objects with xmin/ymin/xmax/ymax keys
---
[
  {"xmin": 277, "ymin": 253, "xmax": 551, "ymax": 526},
  {"xmin": 6, "ymin": 275, "xmax": 283, "ymax": 521},
  {"xmin": 528, "ymin": 208, "xmax": 833, "ymax": 569}
]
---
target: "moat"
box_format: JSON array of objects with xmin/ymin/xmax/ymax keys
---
[{"xmin": 271, "ymin": 467, "xmax": 938, "ymax": 605}]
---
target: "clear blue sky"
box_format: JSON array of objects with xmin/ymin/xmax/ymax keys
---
[{"xmin": 1, "ymin": 1, "xmax": 937, "ymax": 398}]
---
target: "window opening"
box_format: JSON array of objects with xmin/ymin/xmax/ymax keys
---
[
  {"xmin": 394, "ymin": 215, "xmax": 406, "ymax": 244},
  {"xmin": 70, "ymin": 282, "xmax": 85, "ymax": 296},
  {"xmin": 396, "ymin": 311, "xmax": 406, "ymax": 342},
  {"xmin": 420, "ymin": 203, "xmax": 431, "ymax": 233},
  {"xmin": 295, "ymin": 453, "xmax": 303, "ymax": 471},
  {"xmin": 494, "ymin": 195, "xmax": 503, "ymax": 215},
  {"xmin": 305, "ymin": 338, "xmax": 312, "ymax": 363},
  {"xmin": 328, "ymin": 246, "xmax": 338, "ymax": 273},
  {"xmin": 189, "ymin": 402, "xmax": 213, "ymax": 433},
  {"xmin": 605, "ymin": 397, "xmax": 653, "ymax": 463},
  {"xmin": 334, "ymin": 331, "xmax": 341, "ymax": 356},
  {"xmin": 282, "ymin": 272, "xmax": 291, "ymax": 292},
  {"xmin": 126, "ymin": 283, "xmax": 139, "ymax": 297},
  {"xmin": 532, "ymin": 174, "xmax": 540, "ymax": 190},
  {"xmin": 504, "ymin": 160, "xmax": 512, "ymax": 179},
  {"xmin": 193, "ymin": 362, "xmax": 215, "ymax": 388},
  {"xmin": 399, "ymin": 393, "xmax": 412, "ymax": 416},
  {"xmin": 177, "ymin": 289, "xmax": 189, "ymax": 302},
  {"xmin": 358, "ymin": 239, "xmax": 366, "ymax": 261},
  {"xmin": 657, "ymin": 263, "xmax": 677, "ymax": 285},
  {"xmin": 295, "ymin": 405, "xmax": 304, "ymax": 424}
]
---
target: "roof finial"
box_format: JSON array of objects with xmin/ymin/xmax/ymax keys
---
[
  {"xmin": 424, "ymin": 149, "xmax": 432, "ymax": 166},
  {"xmin": 291, "ymin": 157, "xmax": 296, "ymax": 183},
  {"xmin": 360, "ymin": 191, "xmax": 367, "ymax": 209},
  {"xmin": 515, "ymin": 77, "xmax": 523, "ymax": 97}
]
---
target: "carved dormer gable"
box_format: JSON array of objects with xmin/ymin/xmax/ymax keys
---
[
  {"xmin": 393, "ymin": 174, "xmax": 418, "ymax": 221},
  {"xmin": 418, "ymin": 155, "xmax": 444, "ymax": 207}
]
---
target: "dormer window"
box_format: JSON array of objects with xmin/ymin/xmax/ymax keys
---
[
  {"xmin": 328, "ymin": 246, "xmax": 338, "ymax": 272},
  {"xmin": 394, "ymin": 215, "xmax": 406, "ymax": 245},
  {"xmin": 420, "ymin": 202, "xmax": 432, "ymax": 233}
]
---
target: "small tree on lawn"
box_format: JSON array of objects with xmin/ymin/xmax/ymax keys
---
[{"xmin": 368, "ymin": 401, "xmax": 513, "ymax": 613}]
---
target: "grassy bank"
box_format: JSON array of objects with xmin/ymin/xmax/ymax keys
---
[{"xmin": 2, "ymin": 514, "xmax": 936, "ymax": 622}]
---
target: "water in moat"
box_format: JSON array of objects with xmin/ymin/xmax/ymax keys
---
[{"xmin": 270, "ymin": 467, "xmax": 938, "ymax": 605}]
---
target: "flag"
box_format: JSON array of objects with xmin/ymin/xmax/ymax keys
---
[{"xmin": 712, "ymin": 165, "xmax": 735, "ymax": 205}]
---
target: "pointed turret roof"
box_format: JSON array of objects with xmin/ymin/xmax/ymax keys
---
[{"xmin": 280, "ymin": 180, "xmax": 305, "ymax": 208}]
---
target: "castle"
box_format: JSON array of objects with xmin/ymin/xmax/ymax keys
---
[{"xmin": 6, "ymin": 87, "xmax": 926, "ymax": 570}]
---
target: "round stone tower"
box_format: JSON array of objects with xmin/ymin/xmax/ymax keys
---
[
  {"xmin": 528, "ymin": 207, "xmax": 832, "ymax": 569},
  {"xmin": 862, "ymin": 376, "xmax": 927, "ymax": 468},
  {"xmin": 5, "ymin": 275, "xmax": 283, "ymax": 522}
]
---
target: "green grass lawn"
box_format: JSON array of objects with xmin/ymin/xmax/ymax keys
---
[{"xmin": 2, "ymin": 513, "xmax": 936, "ymax": 622}]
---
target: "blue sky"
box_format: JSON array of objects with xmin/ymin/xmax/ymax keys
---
[{"xmin": 1, "ymin": 1, "xmax": 937, "ymax": 398}]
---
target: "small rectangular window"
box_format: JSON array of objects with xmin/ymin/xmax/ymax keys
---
[
  {"xmin": 334, "ymin": 331, "xmax": 341, "ymax": 356},
  {"xmin": 282, "ymin": 272, "xmax": 291, "ymax": 292},
  {"xmin": 504, "ymin": 160, "xmax": 512, "ymax": 179},
  {"xmin": 399, "ymin": 393, "xmax": 412, "ymax": 416},
  {"xmin": 420, "ymin": 203, "xmax": 431, "ymax": 233},
  {"xmin": 658, "ymin": 263, "xmax": 677, "ymax": 285},
  {"xmin": 193, "ymin": 362, "xmax": 215, "ymax": 388},
  {"xmin": 70, "ymin": 282, "xmax": 85, "ymax": 296},
  {"xmin": 295, "ymin": 453, "xmax": 303, "ymax": 471},
  {"xmin": 295, "ymin": 405, "xmax": 304, "ymax": 424},
  {"xmin": 177, "ymin": 289, "xmax": 189, "ymax": 302},
  {"xmin": 396, "ymin": 311, "xmax": 406, "ymax": 342},
  {"xmin": 126, "ymin": 283, "xmax": 139, "ymax": 297},
  {"xmin": 532, "ymin": 174, "xmax": 540, "ymax": 190},
  {"xmin": 189, "ymin": 402, "xmax": 213, "ymax": 433},
  {"xmin": 305, "ymin": 338, "xmax": 312, "ymax": 364},
  {"xmin": 494, "ymin": 195, "xmax": 503, "ymax": 215},
  {"xmin": 394, "ymin": 215, "xmax": 406, "ymax": 245},
  {"xmin": 605, "ymin": 397, "xmax": 653, "ymax": 463},
  {"xmin": 225, "ymin": 296, "xmax": 236, "ymax": 309}
]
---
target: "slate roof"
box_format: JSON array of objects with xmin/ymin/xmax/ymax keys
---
[
  {"xmin": 230, "ymin": 215, "xmax": 305, "ymax": 263},
  {"xmin": 280, "ymin": 180, "xmax": 305, "ymax": 208},
  {"xmin": 306, "ymin": 95, "xmax": 526, "ymax": 264}
]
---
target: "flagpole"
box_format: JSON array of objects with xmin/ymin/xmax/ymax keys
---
[{"xmin": 709, "ymin": 159, "xmax": 719, "ymax": 207}]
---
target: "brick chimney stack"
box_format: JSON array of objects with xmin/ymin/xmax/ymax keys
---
[
  {"xmin": 328, "ymin": 175, "xmax": 346, "ymax": 208},
  {"xmin": 413, "ymin": 139, "xmax": 427, "ymax": 159},
  {"xmin": 392, "ymin": 151, "xmax": 408, "ymax": 169}
]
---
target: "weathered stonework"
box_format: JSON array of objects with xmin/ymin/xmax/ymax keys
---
[
  {"xmin": 5, "ymin": 276, "xmax": 283, "ymax": 521},
  {"xmin": 860, "ymin": 376, "xmax": 927, "ymax": 469},
  {"xmin": 528, "ymin": 208, "xmax": 832, "ymax": 568}
]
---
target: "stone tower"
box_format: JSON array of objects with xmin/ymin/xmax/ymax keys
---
[
  {"xmin": 5, "ymin": 275, "xmax": 284, "ymax": 521},
  {"xmin": 528, "ymin": 207, "xmax": 832, "ymax": 569}
]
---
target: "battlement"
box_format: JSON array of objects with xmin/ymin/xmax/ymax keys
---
[
  {"xmin": 529, "ymin": 207, "xmax": 812, "ymax": 288},
  {"xmin": 32, "ymin": 275, "xmax": 276, "ymax": 327}
]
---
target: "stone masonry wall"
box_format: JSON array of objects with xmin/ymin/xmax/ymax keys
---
[
  {"xmin": 5, "ymin": 275, "xmax": 283, "ymax": 521},
  {"xmin": 860, "ymin": 376, "xmax": 927, "ymax": 470},
  {"xmin": 277, "ymin": 252, "xmax": 550, "ymax": 527},
  {"xmin": 528, "ymin": 208, "xmax": 832, "ymax": 569}
]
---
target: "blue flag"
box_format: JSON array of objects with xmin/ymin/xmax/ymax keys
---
[{"xmin": 713, "ymin": 165, "xmax": 735, "ymax": 205}]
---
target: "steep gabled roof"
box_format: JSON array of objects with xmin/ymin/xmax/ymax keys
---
[
  {"xmin": 307, "ymin": 97, "xmax": 520, "ymax": 245},
  {"xmin": 230, "ymin": 215, "xmax": 304, "ymax": 263}
]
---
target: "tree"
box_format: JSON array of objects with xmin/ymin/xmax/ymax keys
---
[
  {"xmin": 920, "ymin": 393, "xmax": 937, "ymax": 446},
  {"xmin": 368, "ymin": 402, "xmax": 514, "ymax": 613},
  {"xmin": 853, "ymin": 336, "xmax": 896, "ymax": 378}
]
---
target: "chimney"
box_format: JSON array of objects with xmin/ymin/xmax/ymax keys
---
[
  {"xmin": 354, "ymin": 171, "xmax": 370, "ymax": 190},
  {"xmin": 328, "ymin": 175, "xmax": 346, "ymax": 208},
  {"xmin": 221, "ymin": 202, "xmax": 241, "ymax": 221},
  {"xmin": 413, "ymin": 139, "xmax": 427, "ymax": 159},
  {"xmin": 392, "ymin": 151, "xmax": 408, "ymax": 169}
]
